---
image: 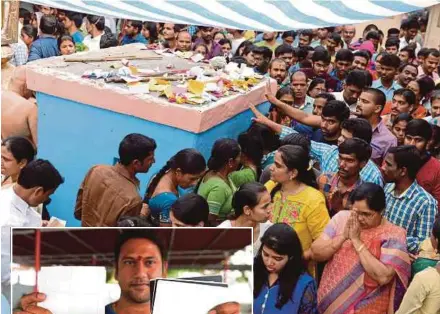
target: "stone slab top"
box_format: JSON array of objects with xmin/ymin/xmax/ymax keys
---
[{"xmin": 26, "ymin": 44, "xmax": 276, "ymax": 133}]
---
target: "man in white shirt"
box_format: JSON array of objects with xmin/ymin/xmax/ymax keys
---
[
  {"xmin": 341, "ymin": 25, "xmax": 356, "ymax": 49},
  {"xmin": 83, "ymin": 15, "xmax": 105, "ymax": 51},
  {"xmin": 17, "ymin": 230, "xmax": 241, "ymax": 314},
  {"xmin": 417, "ymin": 48, "xmax": 440, "ymax": 82},
  {"xmin": 424, "ymin": 91, "xmax": 440, "ymax": 123},
  {"xmin": 333, "ymin": 70, "xmax": 372, "ymax": 111},
  {"xmin": 227, "ymin": 29, "xmax": 246, "ymax": 55},
  {"xmin": 83, "ymin": 15, "xmax": 117, "ymax": 51},
  {"xmin": 0, "ymin": 159, "xmax": 63, "ymax": 306},
  {"xmin": 399, "ymin": 18, "xmax": 421, "ymax": 55},
  {"xmin": 105, "ymin": 17, "xmax": 117, "ymax": 34}
]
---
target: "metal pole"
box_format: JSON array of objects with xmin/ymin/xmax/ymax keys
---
[
  {"xmin": 223, "ymin": 255, "xmax": 229, "ymax": 283},
  {"xmin": 34, "ymin": 229, "xmax": 41, "ymax": 292}
]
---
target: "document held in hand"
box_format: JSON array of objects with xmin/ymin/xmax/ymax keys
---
[
  {"xmin": 37, "ymin": 266, "xmax": 119, "ymax": 314},
  {"xmin": 150, "ymin": 278, "xmax": 239, "ymax": 314}
]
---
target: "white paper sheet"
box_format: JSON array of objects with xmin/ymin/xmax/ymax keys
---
[
  {"xmin": 191, "ymin": 53, "xmax": 205, "ymax": 63},
  {"xmin": 38, "ymin": 266, "xmax": 116, "ymax": 314},
  {"xmin": 47, "ymin": 217, "xmax": 66, "ymax": 227},
  {"xmin": 121, "ymin": 76, "xmax": 142, "ymax": 83},
  {"xmin": 152, "ymin": 279, "xmax": 238, "ymax": 314},
  {"xmin": 126, "ymin": 83, "xmax": 150, "ymax": 94}
]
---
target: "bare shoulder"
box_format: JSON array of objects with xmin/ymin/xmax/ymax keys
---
[{"xmin": 2, "ymin": 90, "xmax": 35, "ymax": 109}]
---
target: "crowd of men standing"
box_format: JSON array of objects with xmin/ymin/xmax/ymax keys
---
[{"xmin": 2, "ymin": 4, "xmax": 440, "ymax": 314}]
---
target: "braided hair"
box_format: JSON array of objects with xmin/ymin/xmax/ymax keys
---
[
  {"xmin": 194, "ymin": 139, "xmax": 241, "ymax": 193},
  {"xmin": 237, "ymin": 132, "xmax": 263, "ymax": 179}
]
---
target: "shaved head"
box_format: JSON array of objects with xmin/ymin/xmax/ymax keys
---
[
  {"xmin": 291, "ymin": 71, "xmax": 307, "ymax": 81},
  {"xmin": 177, "ymin": 31, "xmax": 191, "ymax": 40},
  {"xmin": 176, "ymin": 31, "xmax": 192, "ymax": 52},
  {"xmin": 290, "ymin": 71, "xmax": 308, "ymax": 100}
]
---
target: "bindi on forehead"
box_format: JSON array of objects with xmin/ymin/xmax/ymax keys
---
[{"xmin": 120, "ymin": 239, "xmax": 161, "ymax": 255}]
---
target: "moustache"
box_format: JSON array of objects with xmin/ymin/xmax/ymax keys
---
[{"xmin": 130, "ymin": 280, "xmax": 150, "ymax": 286}]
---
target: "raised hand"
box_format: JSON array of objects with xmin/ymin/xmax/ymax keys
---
[
  {"xmin": 348, "ymin": 212, "xmax": 361, "ymax": 241},
  {"xmin": 265, "ymin": 80, "xmax": 278, "ymax": 104},
  {"xmin": 249, "ymin": 105, "xmax": 268, "ymax": 125}
]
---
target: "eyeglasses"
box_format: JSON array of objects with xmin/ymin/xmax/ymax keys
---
[{"xmin": 352, "ymin": 209, "xmax": 377, "ymax": 219}]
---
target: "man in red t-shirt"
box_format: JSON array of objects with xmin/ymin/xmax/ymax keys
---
[{"xmin": 404, "ymin": 119, "xmax": 440, "ymax": 212}]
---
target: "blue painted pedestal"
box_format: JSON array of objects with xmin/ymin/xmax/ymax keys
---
[{"xmin": 37, "ymin": 92, "xmax": 270, "ymax": 226}]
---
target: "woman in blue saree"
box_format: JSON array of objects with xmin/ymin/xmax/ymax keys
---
[{"xmin": 144, "ymin": 149, "xmax": 206, "ymax": 226}]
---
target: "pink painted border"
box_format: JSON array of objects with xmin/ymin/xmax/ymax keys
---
[
  {"xmin": 26, "ymin": 65, "xmax": 275, "ymax": 134},
  {"xmin": 198, "ymin": 85, "xmax": 271, "ymax": 132}
]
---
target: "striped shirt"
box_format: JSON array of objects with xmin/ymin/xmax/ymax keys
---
[
  {"xmin": 280, "ymin": 126, "xmax": 384, "ymax": 186},
  {"xmin": 384, "ymin": 181, "xmax": 437, "ymax": 254},
  {"xmin": 10, "ymin": 43, "xmax": 28, "ymax": 66}
]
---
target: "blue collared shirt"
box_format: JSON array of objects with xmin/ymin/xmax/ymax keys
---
[
  {"xmin": 299, "ymin": 95, "xmax": 315, "ymax": 114},
  {"xmin": 121, "ymin": 33, "xmax": 148, "ymax": 45},
  {"xmin": 279, "ymin": 126, "xmax": 384, "ymax": 186},
  {"xmin": 384, "ymin": 181, "xmax": 437, "ymax": 254},
  {"xmin": 288, "ymin": 63, "xmax": 303, "ymax": 75},
  {"xmin": 27, "ymin": 34, "xmax": 59, "ymax": 62},
  {"xmin": 372, "ymin": 79, "xmax": 402, "ymax": 102}
]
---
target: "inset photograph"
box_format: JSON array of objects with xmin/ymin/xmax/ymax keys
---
[{"xmin": 11, "ymin": 228, "xmax": 252, "ymax": 314}]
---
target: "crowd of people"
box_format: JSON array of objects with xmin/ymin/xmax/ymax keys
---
[{"xmin": 2, "ymin": 3, "xmax": 440, "ymax": 314}]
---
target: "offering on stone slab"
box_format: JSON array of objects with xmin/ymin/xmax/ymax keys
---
[{"xmin": 188, "ymin": 80, "xmax": 205, "ymax": 96}]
